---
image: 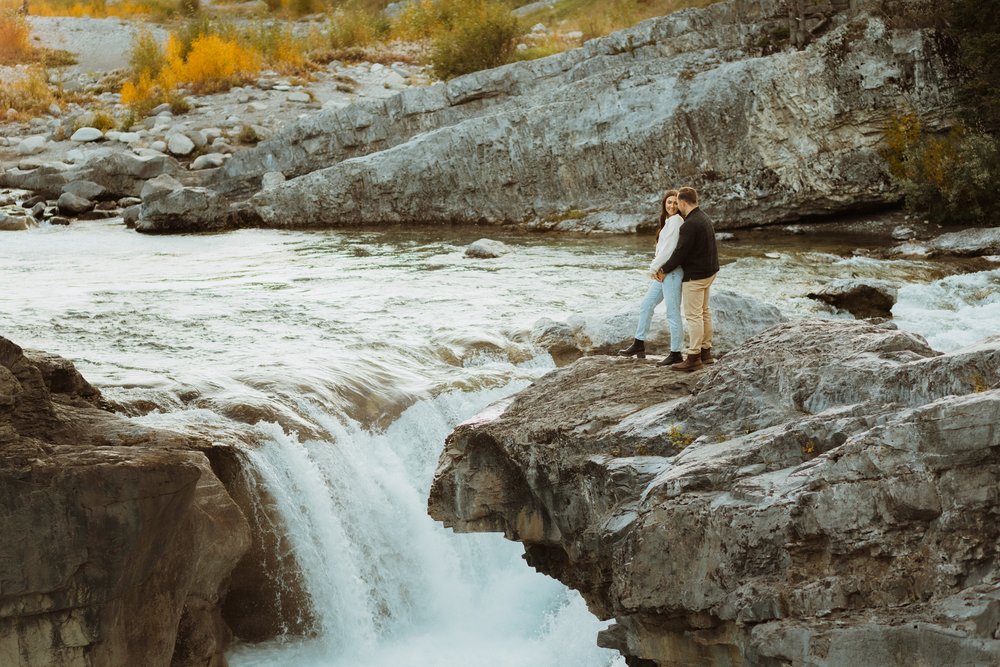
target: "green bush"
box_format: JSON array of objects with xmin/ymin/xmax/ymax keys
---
[
  {"xmin": 127, "ymin": 27, "xmax": 166, "ymax": 81},
  {"xmin": 327, "ymin": 7, "xmax": 389, "ymax": 49},
  {"xmin": 881, "ymin": 114, "xmax": 1000, "ymax": 225},
  {"xmin": 430, "ymin": 1, "xmax": 522, "ymax": 79}
]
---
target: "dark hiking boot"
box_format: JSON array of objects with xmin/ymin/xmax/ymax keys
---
[
  {"xmin": 657, "ymin": 351, "xmax": 684, "ymax": 366},
  {"xmin": 618, "ymin": 339, "xmax": 646, "ymax": 359},
  {"xmin": 700, "ymin": 348, "xmax": 716, "ymax": 364},
  {"xmin": 671, "ymin": 354, "xmax": 704, "ymax": 372}
]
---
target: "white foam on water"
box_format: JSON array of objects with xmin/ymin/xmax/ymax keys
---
[{"xmin": 893, "ymin": 269, "xmax": 1000, "ymax": 351}]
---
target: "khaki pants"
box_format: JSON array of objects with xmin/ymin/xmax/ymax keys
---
[{"xmin": 681, "ymin": 273, "xmax": 716, "ymax": 357}]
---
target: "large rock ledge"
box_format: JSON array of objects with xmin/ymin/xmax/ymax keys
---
[
  {"xmin": 429, "ymin": 320, "xmax": 1000, "ymax": 666},
  {"xmin": 124, "ymin": 0, "xmax": 955, "ymax": 233},
  {"xmin": 0, "ymin": 337, "xmax": 251, "ymax": 666}
]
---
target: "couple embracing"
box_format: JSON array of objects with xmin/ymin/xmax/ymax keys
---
[{"xmin": 619, "ymin": 186, "xmax": 720, "ymax": 371}]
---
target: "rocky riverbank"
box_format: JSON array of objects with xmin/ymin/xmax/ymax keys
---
[
  {"xmin": 0, "ymin": 0, "xmax": 963, "ymax": 234},
  {"xmin": 429, "ymin": 320, "xmax": 1000, "ymax": 666},
  {"xmin": 0, "ymin": 336, "xmax": 317, "ymax": 664}
]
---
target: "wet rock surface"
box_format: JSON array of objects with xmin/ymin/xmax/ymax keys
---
[
  {"xmin": 806, "ymin": 278, "xmax": 898, "ymax": 318},
  {"xmin": 429, "ymin": 320, "xmax": 1000, "ymax": 666}
]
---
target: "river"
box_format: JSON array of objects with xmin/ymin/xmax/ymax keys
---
[{"xmin": 3, "ymin": 218, "xmax": 997, "ymax": 666}]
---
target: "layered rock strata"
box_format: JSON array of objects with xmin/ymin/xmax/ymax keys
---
[
  {"xmin": 0, "ymin": 337, "xmax": 251, "ymax": 666},
  {"xmin": 154, "ymin": 0, "xmax": 959, "ymax": 233},
  {"xmin": 429, "ymin": 320, "xmax": 1000, "ymax": 666}
]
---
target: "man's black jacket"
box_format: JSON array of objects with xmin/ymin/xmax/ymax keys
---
[{"xmin": 658, "ymin": 206, "xmax": 720, "ymax": 281}]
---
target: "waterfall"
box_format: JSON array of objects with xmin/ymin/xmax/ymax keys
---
[{"xmin": 228, "ymin": 385, "xmax": 625, "ymax": 667}]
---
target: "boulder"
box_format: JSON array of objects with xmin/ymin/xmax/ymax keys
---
[
  {"xmin": 70, "ymin": 127, "xmax": 104, "ymax": 142},
  {"xmin": 429, "ymin": 321, "xmax": 1000, "ymax": 666},
  {"xmin": 137, "ymin": 186, "xmax": 231, "ymax": 234},
  {"xmin": 167, "ymin": 133, "xmax": 196, "ymax": 156},
  {"xmin": 78, "ymin": 152, "xmax": 178, "ymax": 198},
  {"xmin": 62, "ymin": 180, "xmax": 109, "ymax": 201},
  {"xmin": 16, "ymin": 136, "xmax": 48, "ymax": 156},
  {"xmin": 185, "ymin": 129, "xmax": 208, "ymax": 149},
  {"xmin": 57, "ymin": 192, "xmax": 96, "ymax": 215},
  {"xmin": 0, "ymin": 212, "xmax": 31, "ymax": 231},
  {"xmin": 464, "ymin": 238, "xmax": 510, "ymax": 258},
  {"xmin": 286, "ymin": 92, "xmax": 311, "ymax": 103},
  {"xmin": 190, "ymin": 153, "xmax": 226, "ymax": 170},
  {"xmin": 0, "ymin": 337, "xmax": 251, "ymax": 666},
  {"xmin": 806, "ymin": 278, "xmax": 898, "ymax": 318}
]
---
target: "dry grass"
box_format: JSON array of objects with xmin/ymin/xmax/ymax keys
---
[
  {"xmin": 522, "ymin": 0, "xmax": 722, "ymax": 40},
  {"xmin": 0, "ymin": 66, "xmax": 55, "ymax": 116},
  {"xmin": 0, "ymin": 10, "xmax": 32, "ymax": 63},
  {"xmin": 7, "ymin": 0, "xmax": 185, "ymax": 19}
]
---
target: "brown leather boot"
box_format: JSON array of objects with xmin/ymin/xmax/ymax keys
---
[
  {"xmin": 671, "ymin": 354, "xmax": 703, "ymax": 372},
  {"xmin": 700, "ymin": 348, "xmax": 716, "ymax": 364},
  {"xmin": 618, "ymin": 339, "xmax": 645, "ymax": 359}
]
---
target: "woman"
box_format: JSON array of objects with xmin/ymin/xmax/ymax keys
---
[{"xmin": 618, "ymin": 189, "xmax": 685, "ymax": 364}]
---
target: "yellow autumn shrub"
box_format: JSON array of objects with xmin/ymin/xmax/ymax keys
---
[
  {"xmin": 168, "ymin": 33, "xmax": 260, "ymax": 93},
  {"xmin": 0, "ymin": 10, "xmax": 31, "ymax": 63}
]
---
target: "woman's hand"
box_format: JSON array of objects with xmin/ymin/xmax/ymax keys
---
[{"xmin": 652, "ymin": 268, "xmax": 665, "ymax": 282}]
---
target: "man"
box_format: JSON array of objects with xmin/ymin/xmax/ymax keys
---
[{"xmin": 654, "ymin": 186, "xmax": 719, "ymax": 371}]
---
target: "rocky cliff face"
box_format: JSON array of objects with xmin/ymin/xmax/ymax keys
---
[
  {"xmin": 0, "ymin": 337, "xmax": 250, "ymax": 666},
  {"xmin": 428, "ymin": 320, "xmax": 1000, "ymax": 666},
  {"xmin": 154, "ymin": 0, "xmax": 958, "ymax": 234}
]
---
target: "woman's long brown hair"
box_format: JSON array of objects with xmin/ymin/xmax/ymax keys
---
[{"xmin": 657, "ymin": 189, "xmax": 680, "ymax": 240}]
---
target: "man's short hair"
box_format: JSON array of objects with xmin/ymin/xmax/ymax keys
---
[{"xmin": 677, "ymin": 187, "xmax": 698, "ymax": 205}]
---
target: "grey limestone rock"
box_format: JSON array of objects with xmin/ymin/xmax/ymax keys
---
[
  {"xmin": 429, "ymin": 320, "xmax": 1000, "ymax": 666},
  {"xmin": 226, "ymin": 0, "xmax": 955, "ymax": 232},
  {"xmin": 190, "ymin": 153, "xmax": 226, "ymax": 170},
  {"xmin": 137, "ymin": 186, "xmax": 230, "ymax": 234},
  {"xmin": 167, "ymin": 133, "xmax": 196, "ymax": 156}
]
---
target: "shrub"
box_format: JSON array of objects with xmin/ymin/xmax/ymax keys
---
[
  {"xmin": 0, "ymin": 10, "xmax": 31, "ymax": 63},
  {"xmin": 243, "ymin": 21, "xmax": 310, "ymax": 72},
  {"xmin": 166, "ymin": 33, "xmax": 261, "ymax": 93},
  {"xmin": 0, "ymin": 66, "xmax": 54, "ymax": 115},
  {"xmin": 327, "ymin": 7, "xmax": 389, "ymax": 49},
  {"xmin": 880, "ymin": 113, "xmax": 1000, "ymax": 225},
  {"xmin": 430, "ymin": 1, "xmax": 522, "ymax": 79},
  {"xmin": 179, "ymin": 0, "xmax": 198, "ymax": 15},
  {"xmin": 127, "ymin": 27, "xmax": 166, "ymax": 81}
]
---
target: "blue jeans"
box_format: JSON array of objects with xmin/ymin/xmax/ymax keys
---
[{"xmin": 635, "ymin": 268, "xmax": 684, "ymax": 351}]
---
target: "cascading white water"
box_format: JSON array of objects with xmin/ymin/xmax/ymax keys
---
[{"xmin": 227, "ymin": 384, "xmax": 625, "ymax": 667}]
